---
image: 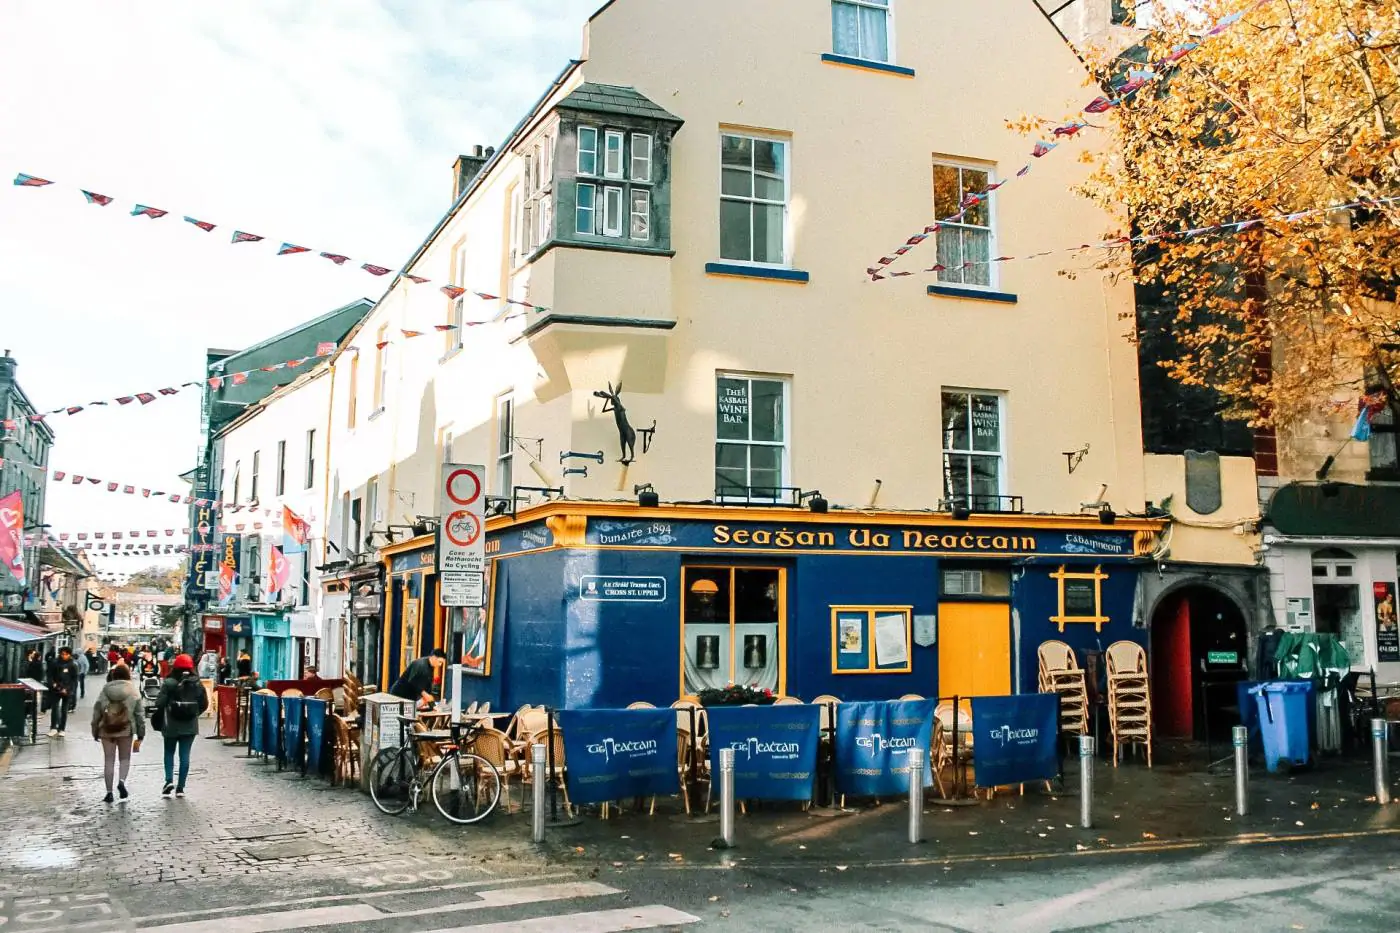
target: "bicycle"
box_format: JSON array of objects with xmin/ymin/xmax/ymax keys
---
[{"xmin": 369, "ymin": 714, "xmax": 503, "ymax": 825}]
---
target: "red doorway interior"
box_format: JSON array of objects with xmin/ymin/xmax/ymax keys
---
[{"xmin": 1152, "ymin": 586, "xmax": 1248, "ymax": 740}]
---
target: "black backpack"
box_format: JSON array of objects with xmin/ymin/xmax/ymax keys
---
[{"xmin": 168, "ymin": 676, "xmax": 204, "ymax": 722}]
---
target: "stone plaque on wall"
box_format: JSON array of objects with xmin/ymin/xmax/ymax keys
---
[{"xmin": 1183, "ymin": 450, "xmax": 1222, "ymax": 515}]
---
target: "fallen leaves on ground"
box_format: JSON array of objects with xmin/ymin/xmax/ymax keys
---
[{"xmin": 1141, "ymin": 832, "xmax": 1157, "ymax": 840}]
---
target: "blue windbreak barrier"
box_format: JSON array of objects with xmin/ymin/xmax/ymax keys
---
[
  {"xmin": 835, "ymin": 699, "xmax": 936, "ymax": 797},
  {"xmin": 304, "ymin": 698, "xmax": 328, "ymax": 774},
  {"xmin": 261, "ymin": 694, "xmax": 281, "ymax": 760},
  {"xmin": 281, "ymin": 696, "xmax": 305, "ymax": 769},
  {"xmin": 971, "ymin": 694, "xmax": 1060, "ymax": 787},
  {"xmin": 249, "ymin": 692, "xmax": 267, "ymax": 754},
  {"xmin": 557, "ymin": 708, "xmax": 678, "ymax": 805},
  {"xmin": 706, "ymin": 704, "xmax": 820, "ymax": 802}
]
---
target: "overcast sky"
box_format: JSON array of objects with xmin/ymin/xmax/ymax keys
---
[{"xmin": 0, "ymin": 0, "xmax": 601, "ymax": 571}]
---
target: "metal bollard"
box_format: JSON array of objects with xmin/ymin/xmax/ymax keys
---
[
  {"xmin": 531, "ymin": 744, "xmax": 547, "ymax": 842},
  {"xmin": 1372, "ymin": 718, "xmax": 1391, "ymax": 806},
  {"xmin": 907, "ymin": 747, "xmax": 925, "ymax": 844},
  {"xmin": 1079, "ymin": 735, "xmax": 1094, "ymax": 829},
  {"xmin": 719, "ymin": 748, "xmax": 736, "ymax": 848},
  {"xmin": 1232, "ymin": 725, "xmax": 1249, "ymax": 816}
]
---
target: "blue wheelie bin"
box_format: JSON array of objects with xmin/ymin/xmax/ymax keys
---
[{"xmin": 1251, "ymin": 681, "xmax": 1313, "ymax": 772}]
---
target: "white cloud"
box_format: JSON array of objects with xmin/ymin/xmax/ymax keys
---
[{"xmin": 0, "ymin": 0, "xmax": 600, "ymax": 564}]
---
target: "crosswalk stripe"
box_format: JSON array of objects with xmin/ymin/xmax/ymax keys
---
[
  {"xmin": 141, "ymin": 882, "xmax": 631, "ymax": 933},
  {"xmin": 386, "ymin": 881, "xmax": 621, "ymax": 917},
  {"xmin": 424, "ymin": 904, "xmax": 702, "ymax": 932}
]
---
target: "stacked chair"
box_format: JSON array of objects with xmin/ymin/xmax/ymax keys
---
[
  {"xmin": 1037, "ymin": 640, "xmax": 1089, "ymax": 736},
  {"xmin": 1105, "ymin": 640, "xmax": 1153, "ymax": 767}
]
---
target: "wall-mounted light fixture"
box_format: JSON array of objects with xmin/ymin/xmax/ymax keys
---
[{"xmin": 634, "ymin": 483, "xmax": 660, "ymax": 508}]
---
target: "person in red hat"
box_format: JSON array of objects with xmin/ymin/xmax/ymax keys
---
[{"xmin": 152, "ymin": 653, "xmax": 208, "ymax": 798}]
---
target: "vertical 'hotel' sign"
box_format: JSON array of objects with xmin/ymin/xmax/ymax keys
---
[{"xmin": 437, "ymin": 463, "xmax": 486, "ymax": 608}]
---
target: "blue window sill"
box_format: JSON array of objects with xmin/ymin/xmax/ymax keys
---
[
  {"xmin": 705, "ymin": 263, "xmax": 809, "ymax": 284},
  {"xmin": 821, "ymin": 53, "xmax": 916, "ymax": 78},
  {"xmin": 928, "ymin": 284, "xmax": 1018, "ymax": 305}
]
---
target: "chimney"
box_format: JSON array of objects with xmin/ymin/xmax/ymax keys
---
[
  {"xmin": 452, "ymin": 145, "xmax": 495, "ymax": 201},
  {"xmin": 0, "ymin": 350, "xmax": 16, "ymax": 389}
]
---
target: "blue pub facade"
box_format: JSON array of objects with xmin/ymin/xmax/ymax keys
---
[{"xmin": 378, "ymin": 502, "xmax": 1161, "ymax": 710}]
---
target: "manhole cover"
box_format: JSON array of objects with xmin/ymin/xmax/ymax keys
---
[
  {"xmin": 244, "ymin": 839, "xmax": 333, "ymax": 860},
  {"xmin": 224, "ymin": 822, "xmax": 306, "ymax": 840}
]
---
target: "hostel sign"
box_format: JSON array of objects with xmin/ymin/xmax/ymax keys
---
[{"xmin": 437, "ymin": 463, "xmax": 485, "ymax": 607}]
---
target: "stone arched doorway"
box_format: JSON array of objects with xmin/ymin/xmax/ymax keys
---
[{"xmin": 1150, "ymin": 584, "xmax": 1249, "ymax": 740}]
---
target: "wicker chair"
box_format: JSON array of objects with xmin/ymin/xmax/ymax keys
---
[
  {"xmin": 627, "ymin": 701, "xmax": 656, "ymax": 709},
  {"xmin": 898, "ymin": 693, "xmax": 925, "ymax": 701},
  {"xmin": 525, "ymin": 728, "xmax": 572, "ymax": 817},
  {"xmin": 472, "ymin": 727, "xmax": 523, "ymax": 811},
  {"xmin": 1106, "ymin": 640, "xmax": 1152, "ymax": 767},
  {"xmin": 772, "ymin": 696, "xmax": 802, "ymax": 706}
]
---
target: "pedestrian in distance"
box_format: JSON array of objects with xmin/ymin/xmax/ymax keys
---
[
  {"xmin": 152, "ymin": 653, "xmax": 208, "ymax": 798},
  {"xmin": 217, "ymin": 654, "xmax": 231, "ymax": 685},
  {"xmin": 75, "ymin": 647, "xmax": 90, "ymax": 699},
  {"xmin": 47, "ymin": 646, "xmax": 80, "ymax": 737},
  {"xmin": 23, "ymin": 648, "xmax": 44, "ymax": 682},
  {"xmin": 91, "ymin": 664, "xmax": 145, "ymax": 803},
  {"xmin": 236, "ymin": 649, "xmax": 253, "ymax": 680}
]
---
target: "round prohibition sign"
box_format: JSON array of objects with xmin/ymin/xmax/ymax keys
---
[
  {"xmin": 444, "ymin": 468, "xmax": 482, "ymax": 507},
  {"xmin": 444, "ymin": 510, "xmax": 483, "ymax": 548}
]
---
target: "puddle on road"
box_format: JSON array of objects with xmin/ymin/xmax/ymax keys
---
[{"xmin": 5, "ymin": 847, "xmax": 80, "ymax": 869}]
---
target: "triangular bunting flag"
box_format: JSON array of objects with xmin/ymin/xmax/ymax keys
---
[
  {"xmin": 231, "ymin": 231, "xmax": 264, "ymax": 244},
  {"xmin": 361, "ymin": 264, "xmax": 391, "ymax": 276},
  {"xmin": 404, "ymin": 274, "xmax": 429, "ymax": 284},
  {"xmin": 14, "ymin": 173, "xmax": 53, "ymax": 187},
  {"xmin": 319, "ymin": 252, "xmax": 350, "ymax": 265},
  {"xmin": 316, "ymin": 341, "xmax": 336, "ymax": 356},
  {"xmin": 278, "ymin": 243, "xmax": 310, "ymax": 255},
  {"xmin": 441, "ymin": 285, "xmax": 466, "ymax": 299},
  {"xmin": 131, "ymin": 205, "xmax": 168, "ymax": 218},
  {"xmin": 184, "ymin": 216, "xmax": 216, "ymax": 232},
  {"xmin": 136, "ymin": 392, "xmax": 156, "ymax": 404},
  {"xmin": 81, "ymin": 190, "xmax": 113, "ymax": 206}
]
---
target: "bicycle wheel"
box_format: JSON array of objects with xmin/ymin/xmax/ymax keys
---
[
  {"xmin": 430, "ymin": 751, "xmax": 502, "ymax": 825},
  {"xmin": 369, "ymin": 746, "xmax": 415, "ymax": 815}
]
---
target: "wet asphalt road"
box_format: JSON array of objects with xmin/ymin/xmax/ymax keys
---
[{"xmin": 3, "ymin": 677, "xmax": 1397, "ymax": 931}]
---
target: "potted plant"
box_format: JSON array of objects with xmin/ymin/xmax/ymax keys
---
[{"xmin": 697, "ymin": 684, "xmax": 776, "ymax": 707}]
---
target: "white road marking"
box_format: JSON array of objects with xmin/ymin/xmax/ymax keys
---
[
  {"xmin": 425, "ymin": 905, "xmax": 701, "ymax": 932},
  {"xmin": 386, "ymin": 881, "xmax": 621, "ymax": 917},
  {"xmin": 140, "ymin": 882, "xmax": 627, "ymax": 933},
  {"xmin": 132, "ymin": 873, "xmax": 576, "ymax": 923}
]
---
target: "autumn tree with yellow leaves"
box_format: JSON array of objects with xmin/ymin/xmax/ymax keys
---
[{"xmin": 1076, "ymin": 0, "xmax": 1400, "ymax": 434}]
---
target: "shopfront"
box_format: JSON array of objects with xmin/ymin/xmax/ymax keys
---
[
  {"xmin": 347, "ymin": 577, "xmax": 383, "ymax": 687},
  {"xmin": 380, "ymin": 542, "xmax": 441, "ymax": 689},
  {"xmin": 202, "ymin": 614, "xmax": 227, "ymax": 656},
  {"xmin": 251, "ymin": 613, "xmax": 294, "ymax": 683},
  {"xmin": 1264, "ymin": 482, "xmax": 1400, "ymax": 682},
  {"xmin": 226, "ymin": 615, "xmax": 253, "ymax": 670},
  {"xmin": 444, "ymin": 503, "xmax": 1159, "ymax": 711}
]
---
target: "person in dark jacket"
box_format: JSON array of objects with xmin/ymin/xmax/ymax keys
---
[
  {"xmin": 390, "ymin": 649, "xmax": 447, "ymax": 709},
  {"xmin": 24, "ymin": 649, "xmax": 44, "ymax": 682},
  {"xmin": 153, "ymin": 654, "xmax": 209, "ymax": 798},
  {"xmin": 47, "ymin": 647, "xmax": 81, "ymax": 737}
]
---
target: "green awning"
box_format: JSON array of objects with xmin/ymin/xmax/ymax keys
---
[{"xmin": 1267, "ymin": 482, "xmax": 1400, "ymax": 537}]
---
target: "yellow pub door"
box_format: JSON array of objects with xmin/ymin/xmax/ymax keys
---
[{"xmin": 938, "ymin": 602, "xmax": 1012, "ymax": 698}]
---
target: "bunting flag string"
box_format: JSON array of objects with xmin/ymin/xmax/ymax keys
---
[
  {"xmin": 0, "ymin": 457, "xmax": 287, "ymax": 517},
  {"xmin": 25, "ymin": 518, "xmax": 277, "ymax": 547},
  {"xmin": 864, "ymin": 0, "xmax": 1269, "ymax": 279},
  {"xmin": 863, "ymin": 193, "xmax": 1400, "ymax": 281},
  {"xmin": 0, "ymin": 312, "xmax": 518, "ymax": 422},
  {"xmin": 9, "ymin": 172, "xmax": 552, "ymax": 312}
]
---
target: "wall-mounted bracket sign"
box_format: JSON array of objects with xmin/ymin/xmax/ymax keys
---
[
  {"xmin": 593, "ymin": 383, "xmax": 656, "ymax": 465},
  {"xmin": 579, "ymin": 575, "xmax": 667, "ymax": 603}
]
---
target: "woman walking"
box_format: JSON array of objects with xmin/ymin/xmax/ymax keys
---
[
  {"xmin": 90, "ymin": 665, "xmax": 145, "ymax": 803},
  {"xmin": 153, "ymin": 654, "xmax": 208, "ymax": 798}
]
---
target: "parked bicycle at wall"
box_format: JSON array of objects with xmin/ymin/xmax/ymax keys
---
[{"xmin": 368, "ymin": 714, "xmax": 503, "ymax": 824}]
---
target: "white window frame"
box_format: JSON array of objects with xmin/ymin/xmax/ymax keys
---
[
  {"xmin": 577, "ymin": 126, "xmax": 599, "ymax": 176},
  {"xmin": 576, "ymin": 182, "xmax": 597, "ymax": 235},
  {"xmin": 373, "ymin": 325, "xmax": 389, "ymax": 411},
  {"xmin": 715, "ymin": 373, "xmax": 791, "ymax": 503},
  {"xmin": 495, "ymin": 394, "xmax": 514, "ymax": 498},
  {"xmin": 537, "ymin": 193, "xmax": 553, "ymax": 247},
  {"xmin": 304, "ymin": 428, "xmax": 316, "ymax": 490},
  {"xmin": 831, "ymin": 0, "xmax": 893, "ymax": 64},
  {"xmin": 275, "ymin": 440, "xmax": 286, "ymax": 497},
  {"xmin": 630, "ymin": 189, "xmax": 651, "ymax": 241},
  {"xmin": 631, "ymin": 133, "xmax": 653, "ymax": 182},
  {"xmin": 250, "ymin": 450, "xmax": 261, "ymax": 503},
  {"xmin": 447, "ymin": 244, "xmax": 466, "ymax": 350},
  {"xmin": 719, "ymin": 132, "xmax": 791, "ymax": 268},
  {"xmin": 602, "ymin": 185, "xmax": 625, "ymax": 238},
  {"xmin": 932, "ymin": 158, "xmax": 998, "ymax": 290},
  {"xmin": 603, "ymin": 130, "xmax": 625, "ymax": 179},
  {"xmin": 939, "ymin": 389, "xmax": 1006, "ymax": 511}
]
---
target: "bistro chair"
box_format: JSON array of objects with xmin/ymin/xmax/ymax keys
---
[
  {"xmin": 1105, "ymin": 640, "xmax": 1152, "ymax": 767},
  {"xmin": 677, "ymin": 694, "xmax": 701, "ymax": 706},
  {"xmin": 464, "ymin": 701, "xmax": 480, "ymax": 716},
  {"xmin": 935, "ymin": 699, "xmax": 975, "ymax": 791},
  {"xmin": 473, "ymin": 727, "xmax": 523, "ymax": 811},
  {"xmin": 280, "ymin": 688, "xmax": 304, "ymax": 698},
  {"xmin": 330, "ymin": 714, "xmax": 360, "ymax": 787},
  {"xmin": 652, "ymin": 728, "xmax": 694, "ymax": 817},
  {"xmin": 930, "ymin": 716, "xmax": 951, "ymax": 799},
  {"xmin": 1038, "ymin": 640, "xmax": 1089, "ymax": 736},
  {"xmin": 313, "ymin": 687, "xmax": 334, "ymax": 702},
  {"xmin": 772, "ymin": 696, "xmax": 802, "ymax": 706},
  {"xmin": 898, "ymin": 693, "xmax": 925, "ymax": 701},
  {"xmin": 626, "ymin": 701, "xmax": 656, "ymax": 709},
  {"xmin": 512, "ymin": 707, "xmax": 550, "ymax": 751}
]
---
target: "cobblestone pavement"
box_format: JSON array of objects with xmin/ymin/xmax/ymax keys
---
[{"xmin": 0, "ymin": 678, "xmax": 699, "ymax": 932}]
